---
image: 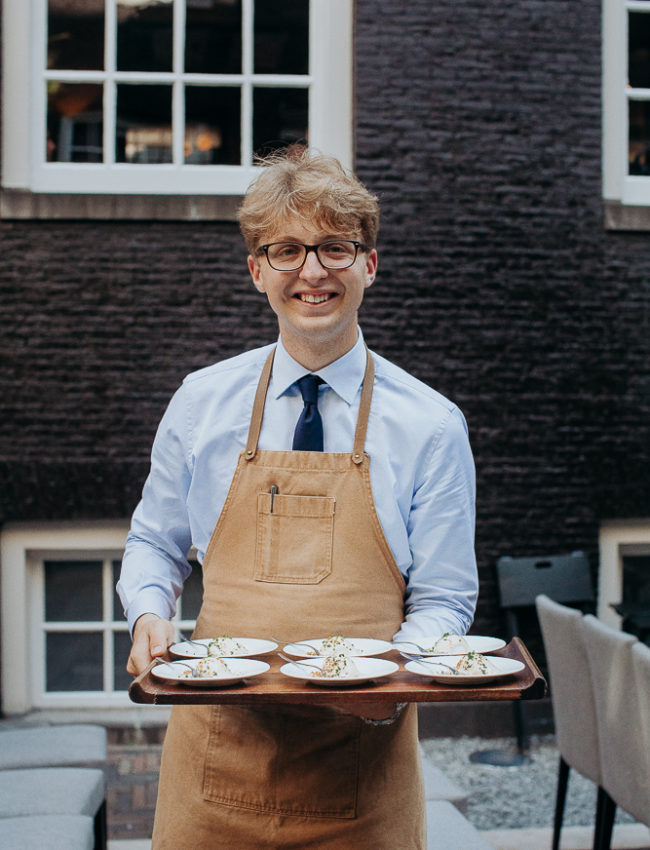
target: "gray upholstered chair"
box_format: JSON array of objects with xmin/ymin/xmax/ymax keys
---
[
  {"xmin": 0, "ymin": 724, "xmax": 106, "ymax": 769},
  {"xmin": 496, "ymin": 551, "xmax": 594, "ymax": 756},
  {"xmin": 536, "ymin": 595, "xmax": 605, "ymax": 850},
  {"xmin": 0, "ymin": 815, "xmax": 94, "ymax": 850},
  {"xmin": 581, "ymin": 614, "xmax": 645, "ymax": 850},
  {"xmin": 0, "ymin": 767, "xmax": 106, "ymax": 850},
  {"xmin": 630, "ymin": 642, "xmax": 650, "ymax": 823}
]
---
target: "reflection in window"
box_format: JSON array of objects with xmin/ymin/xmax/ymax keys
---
[
  {"xmin": 113, "ymin": 631, "xmax": 134, "ymax": 691},
  {"xmin": 48, "ymin": 0, "xmax": 104, "ymax": 71},
  {"xmin": 254, "ymin": 0, "xmax": 309, "ymax": 75},
  {"xmin": 253, "ymin": 88, "xmax": 308, "ymax": 159},
  {"xmin": 47, "ymin": 82, "xmax": 103, "ymax": 162},
  {"xmin": 45, "ymin": 560, "xmax": 103, "ymax": 621},
  {"xmin": 629, "ymin": 101, "xmax": 650, "ymax": 175},
  {"xmin": 628, "ymin": 12, "xmax": 650, "ymax": 175},
  {"xmin": 185, "ymin": 86, "xmax": 240, "ymax": 164},
  {"xmin": 46, "ymin": 632, "xmax": 104, "ymax": 691},
  {"xmin": 185, "ymin": 0, "xmax": 242, "ymax": 74},
  {"xmin": 116, "ymin": 84, "xmax": 173, "ymax": 163},
  {"xmin": 117, "ymin": 0, "xmax": 174, "ymax": 72}
]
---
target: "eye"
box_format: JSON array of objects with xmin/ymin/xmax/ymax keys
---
[
  {"xmin": 269, "ymin": 243, "xmax": 301, "ymax": 260},
  {"xmin": 321, "ymin": 241, "xmax": 353, "ymax": 258}
]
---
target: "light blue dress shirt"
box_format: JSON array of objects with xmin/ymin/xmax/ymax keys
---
[{"xmin": 118, "ymin": 330, "xmax": 478, "ymax": 642}]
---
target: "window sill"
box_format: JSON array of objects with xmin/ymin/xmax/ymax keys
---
[
  {"xmin": 604, "ymin": 200, "xmax": 650, "ymax": 231},
  {"xmin": 0, "ymin": 189, "xmax": 241, "ymax": 221}
]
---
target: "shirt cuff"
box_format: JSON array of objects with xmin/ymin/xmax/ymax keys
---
[{"xmin": 126, "ymin": 589, "xmax": 175, "ymax": 635}]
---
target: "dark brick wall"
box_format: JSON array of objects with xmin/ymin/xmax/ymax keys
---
[{"xmin": 2, "ymin": 0, "xmax": 649, "ymax": 635}]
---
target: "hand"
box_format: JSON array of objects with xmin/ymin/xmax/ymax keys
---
[{"xmin": 126, "ymin": 613, "xmax": 176, "ymax": 676}]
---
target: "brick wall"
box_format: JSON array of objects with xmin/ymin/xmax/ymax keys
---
[{"xmin": 1, "ymin": 0, "xmax": 649, "ymax": 634}]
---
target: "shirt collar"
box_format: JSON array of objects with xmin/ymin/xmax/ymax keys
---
[{"xmin": 270, "ymin": 329, "xmax": 367, "ymax": 405}]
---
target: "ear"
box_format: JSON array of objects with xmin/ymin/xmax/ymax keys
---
[
  {"xmin": 364, "ymin": 248, "xmax": 378, "ymax": 289},
  {"xmin": 248, "ymin": 254, "xmax": 266, "ymax": 293}
]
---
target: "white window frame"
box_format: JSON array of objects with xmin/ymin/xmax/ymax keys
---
[
  {"xmin": 0, "ymin": 521, "xmax": 205, "ymax": 714},
  {"xmin": 1, "ymin": 0, "xmax": 353, "ymax": 213},
  {"xmin": 1, "ymin": 522, "xmax": 130, "ymax": 712},
  {"xmin": 603, "ymin": 0, "xmax": 650, "ymax": 227},
  {"xmin": 598, "ymin": 518, "xmax": 650, "ymax": 628}
]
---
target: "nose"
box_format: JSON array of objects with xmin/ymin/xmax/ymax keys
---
[{"xmin": 299, "ymin": 248, "xmax": 328, "ymax": 282}]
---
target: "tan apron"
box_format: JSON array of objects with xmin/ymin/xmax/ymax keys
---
[{"xmin": 152, "ymin": 348, "xmax": 426, "ymax": 849}]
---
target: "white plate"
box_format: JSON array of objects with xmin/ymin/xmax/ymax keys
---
[
  {"xmin": 280, "ymin": 657, "xmax": 399, "ymax": 686},
  {"xmin": 404, "ymin": 655, "xmax": 525, "ymax": 685},
  {"xmin": 169, "ymin": 637, "xmax": 278, "ymax": 659},
  {"xmin": 393, "ymin": 635, "xmax": 506, "ymax": 656},
  {"xmin": 282, "ymin": 637, "xmax": 394, "ymax": 658},
  {"xmin": 152, "ymin": 658, "xmax": 270, "ymax": 688}
]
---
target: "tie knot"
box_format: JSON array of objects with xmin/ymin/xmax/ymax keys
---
[{"xmin": 297, "ymin": 374, "xmax": 323, "ymax": 405}]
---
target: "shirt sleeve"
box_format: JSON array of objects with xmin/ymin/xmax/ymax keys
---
[
  {"xmin": 117, "ymin": 383, "xmax": 193, "ymax": 634},
  {"xmin": 393, "ymin": 405, "xmax": 478, "ymax": 643}
]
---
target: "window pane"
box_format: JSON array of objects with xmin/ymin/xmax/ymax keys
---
[
  {"xmin": 44, "ymin": 561, "xmax": 103, "ymax": 621},
  {"xmin": 629, "ymin": 100, "xmax": 650, "ymax": 175},
  {"xmin": 185, "ymin": 0, "xmax": 242, "ymax": 74},
  {"xmin": 253, "ymin": 88, "xmax": 308, "ymax": 159},
  {"xmin": 623, "ymin": 555, "xmax": 650, "ymax": 605},
  {"xmin": 48, "ymin": 0, "xmax": 104, "ymax": 71},
  {"xmin": 47, "ymin": 83, "xmax": 103, "ymax": 163},
  {"xmin": 179, "ymin": 560, "xmax": 204, "ymax": 620},
  {"xmin": 254, "ymin": 0, "xmax": 308, "ymax": 75},
  {"xmin": 113, "ymin": 559, "xmax": 125, "ymax": 621},
  {"xmin": 116, "ymin": 84, "xmax": 173, "ymax": 163},
  {"xmin": 114, "ymin": 631, "xmax": 134, "ymax": 690},
  {"xmin": 629, "ymin": 12, "xmax": 650, "ymax": 88},
  {"xmin": 117, "ymin": 0, "xmax": 173, "ymax": 72},
  {"xmin": 185, "ymin": 86, "xmax": 241, "ymax": 164},
  {"xmin": 46, "ymin": 632, "xmax": 103, "ymax": 691}
]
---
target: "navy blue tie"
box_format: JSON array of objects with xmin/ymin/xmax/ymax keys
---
[{"xmin": 292, "ymin": 375, "xmax": 324, "ymax": 451}]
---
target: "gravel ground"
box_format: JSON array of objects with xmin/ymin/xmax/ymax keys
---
[{"xmin": 420, "ymin": 734, "xmax": 637, "ymax": 831}]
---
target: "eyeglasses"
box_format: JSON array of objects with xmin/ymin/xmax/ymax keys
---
[{"xmin": 257, "ymin": 240, "xmax": 367, "ymax": 271}]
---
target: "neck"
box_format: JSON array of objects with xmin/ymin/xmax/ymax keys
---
[{"xmin": 278, "ymin": 323, "xmax": 359, "ymax": 371}]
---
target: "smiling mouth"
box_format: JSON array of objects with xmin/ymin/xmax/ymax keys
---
[{"xmin": 296, "ymin": 293, "xmax": 336, "ymax": 304}]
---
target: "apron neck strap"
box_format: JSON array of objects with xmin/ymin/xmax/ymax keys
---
[
  {"xmin": 245, "ymin": 345, "xmax": 375, "ymax": 462},
  {"xmin": 352, "ymin": 348, "xmax": 374, "ymax": 464},
  {"xmin": 245, "ymin": 348, "xmax": 275, "ymax": 460}
]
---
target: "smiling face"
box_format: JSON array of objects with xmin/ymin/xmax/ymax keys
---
[{"xmin": 248, "ymin": 217, "xmax": 378, "ymax": 369}]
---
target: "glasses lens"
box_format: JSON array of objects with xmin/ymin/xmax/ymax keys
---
[
  {"xmin": 317, "ymin": 241, "xmax": 357, "ymax": 269},
  {"xmin": 266, "ymin": 243, "xmax": 305, "ymax": 270}
]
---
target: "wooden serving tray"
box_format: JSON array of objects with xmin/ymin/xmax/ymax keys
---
[{"xmin": 129, "ymin": 637, "xmax": 546, "ymax": 706}]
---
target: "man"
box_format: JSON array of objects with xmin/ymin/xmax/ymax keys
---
[{"xmin": 118, "ymin": 147, "xmax": 477, "ymax": 849}]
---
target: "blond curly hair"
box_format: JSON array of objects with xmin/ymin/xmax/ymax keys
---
[{"xmin": 238, "ymin": 146, "xmax": 379, "ymax": 253}]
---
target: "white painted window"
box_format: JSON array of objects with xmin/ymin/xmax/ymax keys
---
[
  {"xmin": 603, "ymin": 0, "xmax": 650, "ymax": 223},
  {"xmin": 1, "ymin": 0, "xmax": 353, "ymax": 202},
  {"xmin": 0, "ymin": 522, "xmax": 202, "ymax": 713}
]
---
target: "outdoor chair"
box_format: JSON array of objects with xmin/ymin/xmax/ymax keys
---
[
  {"xmin": 536, "ymin": 594, "xmax": 604, "ymax": 850},
  {"xmin": 0, "ymin": 767, "xmax": 106, "ymax": 850},
  {"xmin": 581, "ymin": 614, "xmax": 646, "ymax": 850},
  {"xmin": 630, "ymin": 641, "xmax": 650, "ymax": 827},
  {"xmin": 496, "ymin": 551, "xmax": 594, "ymax": 756},
  {"xmin": 0, "ymin": 815, "xmax": 95, "ymax": 850},
  {"xmin": 0, "ymin": 724, "xmax": 106, "ymax": 769}
]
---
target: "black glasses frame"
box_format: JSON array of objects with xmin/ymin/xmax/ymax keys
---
[{"xmin": 257, "ymin": 240, "xmax": 367, "ymax": 271}]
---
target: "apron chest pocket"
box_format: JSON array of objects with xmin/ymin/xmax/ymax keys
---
[{"xmin": 255, "ymin": 491, "xmax": 335, "ymax": 584}]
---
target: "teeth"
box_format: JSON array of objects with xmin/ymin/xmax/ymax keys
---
[{"xmin": 300, "ymin": 293, "xmax": 330, "ymax": 303}]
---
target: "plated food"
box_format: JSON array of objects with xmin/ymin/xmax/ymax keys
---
[
  {"xmin": 169, "ymin": 636, "xmax": 278, "ymax": 659},
  {"xmin": 404, "ymin": 653, "xmax": 525, "ymax": 685},
  {"xmin": 282, "ymin": 636, "xmax": 394, "ymax": 658},
  {"xmin": 152, "ymin": 657, "xmax": 270, "ymax": 688},
  {"xmin": 394, "ymin": 633, "xmax": 506, "ymax": 656},
  {"xmin": 280, "ymin": 656, "xmax": 399, "ymax": 686}
]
